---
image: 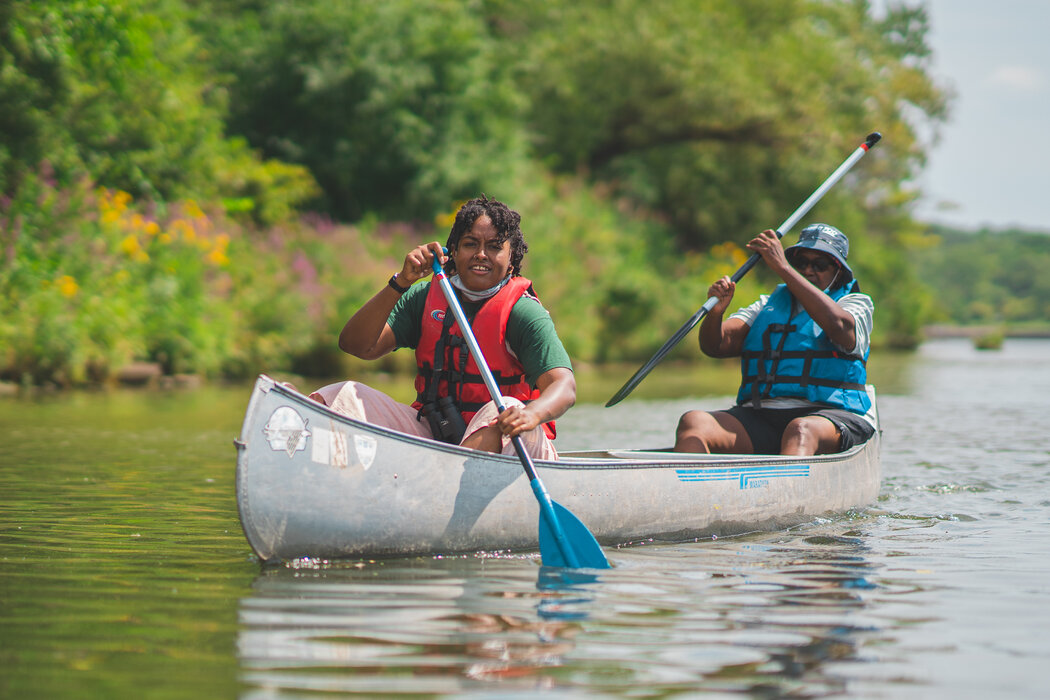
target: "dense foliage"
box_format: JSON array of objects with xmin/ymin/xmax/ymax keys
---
[
  {"xmin": 916, "ymin": 226, "xmax": 1050, "ymax": 329},
  {"xmin": 1, "ymin": 0, "xmax": 969, "ymax": 387}
]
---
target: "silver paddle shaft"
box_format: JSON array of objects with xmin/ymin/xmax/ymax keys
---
[
  {"xmin": 703, "ymin": 134, "xmax": 882, "ymax": 310},
  {"xmin": 433, "ymin": 274, "xmax": 507, "ymax": 410}
]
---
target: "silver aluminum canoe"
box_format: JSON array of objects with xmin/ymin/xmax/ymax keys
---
[{"xmin": 236, "ymin": 375, "xmax": 881, "ymax": 562}]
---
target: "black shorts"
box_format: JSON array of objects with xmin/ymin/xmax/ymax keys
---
[{"xmin": 724, "ymin": 405, "xmax": 875, "ymax": 455}]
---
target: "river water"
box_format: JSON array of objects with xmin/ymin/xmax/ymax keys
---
[{"xmin": 2, "ymin": 338, "xmax": 1049, "ymax": 698}]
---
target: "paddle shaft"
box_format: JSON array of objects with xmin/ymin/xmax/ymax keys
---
[
  {"xmin": 605, "ymin": 132, "xmax": 881, "ymax": 407},
  {"xmin": 429, "ymin": 255, "xmax": 584, "ymax": 568}
]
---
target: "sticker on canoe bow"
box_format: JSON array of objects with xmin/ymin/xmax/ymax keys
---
[
  {"xmin": 353, "ymin": 435, "xmax": 377, "ymax": 470},
  {"xmin": 308, "ymin": 426, "xmax": 375, "ymax": 470},
  {"xmin": 263, "ymin": 406, "xmax": 311, "ymax": 458},
  {"xmin": 675, "ymin": 463, "xmax": 810, "ymax": 489},
  {"xmin": 310, "ymin": 426, "xmax": 348, "ymax": 468}
]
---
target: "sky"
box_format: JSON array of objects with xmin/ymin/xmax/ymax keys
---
[{"xmin": 911, "ymin": 0, "xmax": 1050, "ymax": 232}]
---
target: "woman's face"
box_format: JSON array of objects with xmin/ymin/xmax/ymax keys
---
[{"xmin": 451, "ymin": 215, "xmax": 512, "ymax": 291}]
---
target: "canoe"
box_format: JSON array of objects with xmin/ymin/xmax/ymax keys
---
[{"xmin": 235, "ymin": 375, "xmax": 881, "ymax": 562}]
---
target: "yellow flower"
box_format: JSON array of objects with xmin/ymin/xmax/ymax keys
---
[
  {"xmin": 170, "ymin": 219, "xmax": 196, "ymax": 242},
  {"xmin": 144, "ymin": 221, "xmax": 161, "ymax": 236},
  {"xmin": 206, "ymin": 248, "xmax": 230, "ymax": 266},
  {"xmin": 98, "ymin": 188, "xmax": 134, "ymax": 224},
  {"xmin": 184, "ymin": 200, "xmax": 204, "ymax": 219},
  {"xmin": 120, "ymin": 235, "xmax": 141, "ymax": 256},
  {"xmin": 58, "ymin": 275, "xmax": 79, "ymax": 298},
  {"xmin": 113, "ymin": 190, "xmax": 132, "ymax": 209},
  {"xmin": 206, "ymin": 233, "xmax": 231, "ymax": 266},
  {"xmin": 120, "ymin": 235, "xmax": 150, "ymax": 262},
  {"xmin": 435, "ymin": 201, "xmax": 467, "ymax": 229}
]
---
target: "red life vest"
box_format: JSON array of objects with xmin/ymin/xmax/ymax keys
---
[{"xmin": 412, "ymin": 276, "xmax": 556, "ymax": 439}]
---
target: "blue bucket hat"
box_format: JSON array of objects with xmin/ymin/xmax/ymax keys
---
[{"xmin": 786, "ymin": 223, "xmax": 853, "ymax": 283}]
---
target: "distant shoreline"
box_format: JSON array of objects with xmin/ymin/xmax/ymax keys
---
[{"xmin": 923, "ymin": 324, "xmax": 1050, "ymax": 339}]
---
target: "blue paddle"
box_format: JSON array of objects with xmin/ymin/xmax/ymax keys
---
[{"xmin": 429, "ymin": 251, "xmax": 609, "ymax": 569}]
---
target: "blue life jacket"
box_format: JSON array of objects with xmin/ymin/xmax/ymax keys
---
[{"xmin": 737, "ymin": 281, "xmax": 870, "ymax": 414}]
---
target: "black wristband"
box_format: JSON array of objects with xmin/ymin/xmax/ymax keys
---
[{"xmin": 388, "ymin": 274, "xmax": 410, "ymax": 294}]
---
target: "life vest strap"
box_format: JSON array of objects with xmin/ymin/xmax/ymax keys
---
[{"xmin": 742, "ymin": 373, "xmax": 867, "ymax": 392}]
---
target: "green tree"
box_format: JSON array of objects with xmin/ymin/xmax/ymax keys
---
[
  {"xmin": 197, "ymin": 0, "xmax": 528, "ymax": 222},
  {"xmin": 0, "ymin": 0, "xmax": 317, "ymax": 219},
  {"xmin": 916, "ymin": 226, "xmax": 1050, "ymax": 328},
  {"xmin": 488, "ymin": 0, "xmax": 948, "ymax": 249},
  {"xmin": 1, "ymin": 1, "xmax": 220, "ymax": 197}
]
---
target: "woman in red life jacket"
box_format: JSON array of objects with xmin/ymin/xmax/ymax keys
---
[{"xmin": 308, "ymin": 196, "xmax": 575, "ymax": 459}]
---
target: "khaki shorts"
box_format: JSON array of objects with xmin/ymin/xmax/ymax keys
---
[{"xmin": 309, "ymin": 380, "xmax": 559, "ymax": 460}]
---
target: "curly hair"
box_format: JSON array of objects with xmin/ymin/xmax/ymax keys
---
[{"xmin": 444, "ymin": 195, "xmax": 528, "ymax": 277}]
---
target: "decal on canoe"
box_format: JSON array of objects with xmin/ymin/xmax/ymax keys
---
[
  {"xmin": 263, "ymin": 406, "xmax": 311, "ymax": 457},
  {"xmin": 308, "ymin": 426, "xmax": 376, "ymax": 470},
  {"xmin": 310, "ymin": 426, "xmax": 348, "ymax": 468},
  {"xmin": 675, "ymin": 464, "xmax": 809, "ymax": 489},
  {"xmin": 353, "ymin": 435, "xmax": 377, "ymax": 471}
]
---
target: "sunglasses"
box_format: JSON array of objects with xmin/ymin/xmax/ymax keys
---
[{"xmin": 790, "ymin": 255, "xmax": 837, "ymax": 273}]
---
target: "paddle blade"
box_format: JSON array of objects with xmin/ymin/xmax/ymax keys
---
[
  {"xmin": 538, "ymin": 501, "xmax": 610, "ymax": 569},
  {"xmin": 605, "ymin": 361, "xmax": 655, "ymax": 408},
  {"xmin": 605, "ymin": 303, "xmax": 712, "ymax": 406}
]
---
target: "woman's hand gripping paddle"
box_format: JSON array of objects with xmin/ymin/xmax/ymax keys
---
[
  {"xmin": 605, "ymin": 132, "xmax": 882, "ymax": 407},
  {"xmin": 430, "ymin": 251, "xmax": 609, "ymax": 569}
]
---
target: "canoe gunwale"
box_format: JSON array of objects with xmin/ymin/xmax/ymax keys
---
[
  {"xmin": 250, "ymin": 375, "xmax": 877, "ymax": 469},
  {"xmin": 236, "ymin": 374, "xmax": 881, "ymax": 561}
]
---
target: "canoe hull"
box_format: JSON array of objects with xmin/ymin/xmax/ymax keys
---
[{"xmin": 236, "ymin": 376, "xmax": 881, "ymax": 561}]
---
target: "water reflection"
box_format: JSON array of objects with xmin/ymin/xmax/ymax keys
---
[
  {"xmin": 536, "ymin": 567, "xmax": 599, "ymax": 621},
  {"xmin": 236, "ymin": 525, "xmax": 895, "ymax": 696},
  {"xmin": 7, "ymin": 339, "xmax": 1048, "ymax": 697},
  {"xmin": 237, "ymin": 556, "xmax": 593, "ymax": 694}
]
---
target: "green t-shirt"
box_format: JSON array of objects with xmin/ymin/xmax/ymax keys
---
[{"xmin": 387, "ymin": 281, "xmax": 572, "ymax": 386}]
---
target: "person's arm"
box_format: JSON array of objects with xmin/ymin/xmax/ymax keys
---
[
  {"xmin": 492, "ymin": 367, "xmax": 575, "ymax": 438},
  {"xmin": 698, "ymin": 276, "xmax": 751, "ymax": 357},
  {"xmin": 338, "ymin": 242, "xmax": 446, "ymax": 359},
  {"xmin": 746, "ymin": 229, "xmax": 858, "ymax": 350},
  {"xmin": 493, "ymin": 297, "xmax": 576, "ymax": 438}
]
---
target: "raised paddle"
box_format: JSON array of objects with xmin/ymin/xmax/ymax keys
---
[
  {"xmin": 605, "ymin": 132, "xmax": 882, "ymax": 407},
  {"xmin": 429, "ymin": 251, "xmax": 610, "ymax": 569}
]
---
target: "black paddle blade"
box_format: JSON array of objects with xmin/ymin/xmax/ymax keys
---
[
  {"xmin": 538, "ymin": 500, "xmax": 610, "ymax": 569},
  {"xmin": 604, "ymin": 359, "xmax": 658, "ymax": 408},
  {"xmin": 605, "ymin": 305, "xmax": 710, "ymax": 406}
]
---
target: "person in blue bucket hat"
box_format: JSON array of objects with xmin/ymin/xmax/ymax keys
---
[{"xmin": 674, "ymin": 224, "xmax": 876, "ymax": 456}]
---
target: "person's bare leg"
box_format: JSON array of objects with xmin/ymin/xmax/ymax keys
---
[
  {"xmin": 674, "ymin": 410, "xmax": 754, "ymax": 453},
  {"xmin": 780, "ymin": 416, "xmax": 841, "ymax": 455},
  {"xmin": 460, "ymin": 424, "xmax": 503, "ymax": 453},
  {"xmin": 458, "ymin": 398, "xmax": 558, "ymax": 459}
]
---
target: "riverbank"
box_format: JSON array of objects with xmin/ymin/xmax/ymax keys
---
[
  {"xmin": 0, "ymin": 345, "xmax": 931, "ymax": 404},
  {"xmin": 923, "ymin": 324, "xmax": 1050, "ymax": 339}
]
